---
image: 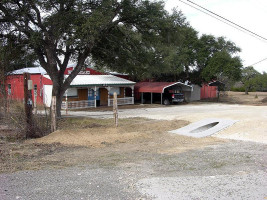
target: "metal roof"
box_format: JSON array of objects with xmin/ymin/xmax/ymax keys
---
[
  {"xmin": 135, "ymin": 82, "xmax": 192, "ymax": 93},
  {"xmin": 69, "ymin": 75, "xmax": 135, "ymax": 86},
  {"xmin": 44, "ymin": 75, "xmax": 135, "ymax": 86},
  {"xmin": 9, "ymin": 67, "xmax": 47, "ymax": 75}
]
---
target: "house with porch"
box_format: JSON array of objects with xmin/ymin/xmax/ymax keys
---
[
  {"xmin": 43, "ymin": 74, "xmax": 135, "ymax": 109},
  {"xmin": 6, "ymin": 66, "xmax": 135, "ymax": 109}
]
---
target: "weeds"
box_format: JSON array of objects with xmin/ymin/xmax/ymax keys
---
[{"xmin": 0, "ymin": 100, "xmax": 51, "ymax": 140}]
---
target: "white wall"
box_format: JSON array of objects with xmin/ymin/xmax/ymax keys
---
[
  {"xmin": 43, "ymin": 85, "xmax": 53, "ymax": 107},
  {"xmin": 190, "ymin": 85, "xmax": 201, "ymax": 101}
]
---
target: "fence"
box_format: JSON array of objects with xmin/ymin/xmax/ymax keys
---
[
  {"xmin": 61, "ymin": 100, "xmax": 95, "ymax": 110},
  {"xmin": 61, "ymin": 97, "xmax": 134, "ymax": 110},
  {"xmin": 108, "ymin": 97, "xmax": 134, "ymax": 106}
]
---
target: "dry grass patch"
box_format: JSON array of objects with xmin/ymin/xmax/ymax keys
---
[
  {"xmin": 1, "ymin": 117, "xmax": 224, "ymax": 173},
  {"xmin": 34, "ymin": 118, "xmax": 189, "ymax": 147},
  {"xmin": 219, "ymin": 91, "xmax": 267, "ymax": 105}
]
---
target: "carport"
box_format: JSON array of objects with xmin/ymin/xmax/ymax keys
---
[{"xmin": 135, "ymin": 82, "xmax": 193, "ymax": 104}]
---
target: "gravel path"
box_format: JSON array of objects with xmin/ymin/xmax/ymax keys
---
[
  {"xmin": 1, "ymin": 103, "xmax": 266, "ymax": 199},
  {"xmin": 137, "ymin": 170, "xmax": 267, "ymax": 200},
  {"xmin": 65, "ymin": 103, "xmax": 267, "ymax": 144},
  {"xmin": 1, "ymin": 140, "xmax": 266, "ymax": 200}
]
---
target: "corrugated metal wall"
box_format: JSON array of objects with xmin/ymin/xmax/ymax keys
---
[{"xmin": 201, "ymin": 84, "xmax": 217, "ymax": 99}]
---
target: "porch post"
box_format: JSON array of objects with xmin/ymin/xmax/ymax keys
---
[
  {"xmin": 94, "ymin": 86, "xmax": 97, "ymax": 108},
  {"xmin": 124, "ymin": 87, "xmax": 126, "ymax": 98},
  {"xmin": 65, "ymin": 89, "xmax": 68, "ymax": 115},
  {"xmin": 151, "ymin": 92, "xmax": 153, "ymax": 104},
  {"xmin": 107, "ymin": 86, "xmax": 110, "ymax": 106},
  {"xmin": 131, "ymin": 85, "xmax": 134, "ymax": 104},
  {"xmin": 161, "ymin": 93, "xmax": 163, "ymax": 105},
  {"xmin": 141, "ymin": 93, "xmax": 143, "ymax": 104}
]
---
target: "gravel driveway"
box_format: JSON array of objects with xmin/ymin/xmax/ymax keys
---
[
  {"xmin": 1, "ymin": 140, "xmax": 266, "ymax": 200},
  {"xmin": 65, "ymin": 103, "xmax": 267, "ymax": 144},
  {"xmin": 1, "ymin": 103, "xmax": 266, "ymax": 199}
]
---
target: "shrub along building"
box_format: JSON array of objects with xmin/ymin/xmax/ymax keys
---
[{"xmin": 6, "ymin": 65, "xmax": 135, "ymax": 110}]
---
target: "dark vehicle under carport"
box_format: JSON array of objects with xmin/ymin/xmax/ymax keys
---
[{"xmin": 135, "ymin": 82, "xmax": 193, "ymax": 105}]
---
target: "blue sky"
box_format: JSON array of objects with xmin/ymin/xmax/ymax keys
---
[{"xmin": 165, "ymin": 0, "xmax": 267, "ymax": 73}]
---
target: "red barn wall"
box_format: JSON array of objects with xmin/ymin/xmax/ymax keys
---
[
  {"xmin": 6, "ymin": 74, "xmax": 52, "ymax": 105},
  {"xmin": 201, "ymin": 84, "xmax": 217, "ymax": 99}
]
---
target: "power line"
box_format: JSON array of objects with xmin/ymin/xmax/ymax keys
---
[
  {"xmin": 186, "ymin": 0, "xmax": 267, "ymax": 41},
  {"xmin": 248, "ymin": 57, "xmax": 267, "ymax": 67},
  {"xmin": 177, "ymin": 0, "xmax": 259, "ymax": 40},
  {"xmin": 178, "ymin": 0, "xmax": 267, "ymax": 43}
]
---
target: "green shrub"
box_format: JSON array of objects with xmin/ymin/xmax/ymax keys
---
[{"xmin": 230, "ymin": 87, "xmax": 245, "ymax": 92}]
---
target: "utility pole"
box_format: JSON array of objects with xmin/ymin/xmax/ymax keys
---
[{"xmin": 23, "ymin": 73, "xmax": 34, "ymax": 138}]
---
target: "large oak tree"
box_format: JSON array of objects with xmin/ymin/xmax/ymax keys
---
[{"xmin": 0, "ymin": 0, "xmax": 172, "ymax": 116}]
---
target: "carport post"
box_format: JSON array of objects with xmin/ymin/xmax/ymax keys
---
[
  {"xmin": 141, "ymin": 93, "xmax": 143, "ymax": 104},
  {"xmin": 151, "ymin": 92, "xmax": 153, "ymax": 104},
  {"xmin": 161, "ymin": 93, "xmax": 163, "ymax": 105}
]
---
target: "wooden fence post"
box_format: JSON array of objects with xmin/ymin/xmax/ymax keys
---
[
  {"xmin": 34, "ymin": 85, "xmax": 37, "ymax": 114},
  {"xmin": 113, "ymin": 92, "xmax": 118, "ymax": 127},
  {"xmin": 51, "ymin": 96, "xmax": 56, "ymax": 132},
  {"xmin": 23, "ymin": 73, "xmax": 34, "ymax": 138}
]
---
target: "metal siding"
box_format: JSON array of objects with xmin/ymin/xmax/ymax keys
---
[{"xmin": 201, "ymin": 84, "xmax": 218, "ymax": 99}]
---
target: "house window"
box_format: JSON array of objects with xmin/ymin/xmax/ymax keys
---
[
  {"xmin": 64, "ymin": 88, "xmax": 78, "ymax": 97},
  {"xmin": 109, "ymin": 87, "xmax": 120, "ymax": 96},
  {"xmin": 8, "ymin": 84, "xmax": 11, "ymax": 95},
  {"xmin": 34, "ymin": 85, "xmax": 38, "ymax": 96}
]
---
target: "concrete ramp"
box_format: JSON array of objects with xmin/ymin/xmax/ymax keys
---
[{"xmin": 169, "ymin": 118, "xmax": 238, "ymax": 138}]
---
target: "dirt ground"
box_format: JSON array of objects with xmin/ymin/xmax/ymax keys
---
[
  {"xmin": 217, "ymin": 91, "xmax": 267, "ymax": 105},
  {"xmin": 0, "ymin": 91, "xmax": 266, "ymax": 174},
  {"xmin": 0, "ymin": 117, "xmax": 224, "ymax": 173}
]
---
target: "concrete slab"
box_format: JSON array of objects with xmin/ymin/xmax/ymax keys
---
[{"xmin": 169, "ymin": 118, "xmax": 238, "ymax": 138}]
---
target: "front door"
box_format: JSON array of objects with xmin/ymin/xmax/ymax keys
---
[{"xmin": 88, "ymin": 88, "xmax": 100, "ymax": 101}]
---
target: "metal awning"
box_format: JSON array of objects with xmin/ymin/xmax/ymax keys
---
[{"xmin": 135, "ymin": 82, "xmax": 192, "ymax": 93}]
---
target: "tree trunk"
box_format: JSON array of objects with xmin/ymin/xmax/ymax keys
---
[
  {"xmin": 50, "ymin": 78, "xmax": 68, "ymax": 119},
  {"xmin": 0, "ymin": 77, "xmax": 8, "ymax": 116},
  {"xmin": 56, "ymin": 92, "xmax": 64, "ymax": 117},
  {"xmin": 245, "ymin": 88, "xmax": 249, "ymax": 95}
]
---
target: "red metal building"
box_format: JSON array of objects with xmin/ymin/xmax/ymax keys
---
[
  {"xmin": 200, "ymin": 83, "xmax": 218, "ymax": 99},
  {"xmin": 5, "ymin": 67, "xmax": 52, "ymax": 105},
  {"xmin": 5, "ymin": 66, "xmax": 134, "ymax": 107}
]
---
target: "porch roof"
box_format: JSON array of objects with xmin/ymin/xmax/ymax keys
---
[
  {"xmin": 69, "ymin": 75, "xmax": 135, "ymax": 87},
  {"xmin": 43, "ymin": 75, "xmax": 135, "ymax": 87},
  {"xmin": 135, "ymin": 82, "xmax": 192, "ymax": 93}
]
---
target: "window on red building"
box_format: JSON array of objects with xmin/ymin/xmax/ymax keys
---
[
  {"xmin": 8, "ymin": 84, "xmax": 11, "ymax": 95},
  {"xmin": 34, "ymin": 84, "xmax": 38, "ymax": 97}
]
